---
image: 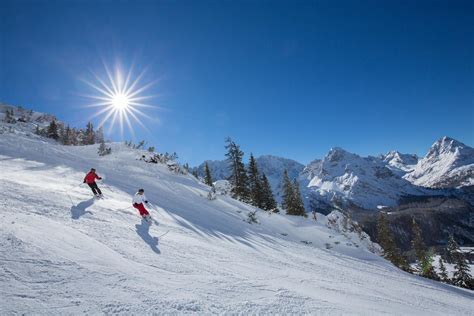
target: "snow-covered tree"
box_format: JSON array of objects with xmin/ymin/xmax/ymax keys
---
[
  {"xmin": 3, "ymin": 109, "xmax": 16, "ymax": 123},
  {"xmin": 82, "ymin": 122, "xmax": 95, "ymax": 145},
  {"xmin": 204, "ymin": 162, "xmax": 213, "ymax": 186},
  {"xmin": 225, "ymin": 138, "xmax": 249, "ymax": 201},
  {"xmin": 98, "ymin": 139, "xmax": 111, "ymax": 156},
  {"xmin": 207, "ymin": 185, "xmax": 217, "ymax": 200},
  {"xmin": 446, "ymin": 234, "xmax": 459, "ymax": 264},
  {"xmin": 148, "ymin": 146, "xmax": 155, "ymax": 153},
  {"xmin": 136, "ymin": 140, "xmax": 146, "ymax": 149},
  {"xmin": 438, "ymin": 257, "xmax": 449, "ymax": 283},
  {"xmin": 95, "ymin": 126, "xmax": 104, "ymax": 144},
  {"xmin": 46, "ymin": 120, "xmax": 59, "ymax": 140},
  {"xmin": 448, "ymin": 236, "xmax": 473, "ymax": 289},
  {"xmin": 61, "ymin": 125, "xmax": 73, "ymax": 145}
]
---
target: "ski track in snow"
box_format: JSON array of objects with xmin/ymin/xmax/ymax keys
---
[{"xmin": 0, "ymin": 133, "xmax": 473, "ymax": 315}]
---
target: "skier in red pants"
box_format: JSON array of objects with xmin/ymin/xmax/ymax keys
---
[{"xmin": 132, "ymin": 189, "xmax": 151, "ymax": 222}]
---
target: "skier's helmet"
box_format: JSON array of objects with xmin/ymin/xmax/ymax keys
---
[
  {"xmin": 91, "ymin": 168, "xmax": 96, "ymax": 172},
  {"xmin": 138, "ymin": 188, "xmax": 145, "ymax": 193}
]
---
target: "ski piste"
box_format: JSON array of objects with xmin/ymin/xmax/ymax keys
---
[{"xmin": 1, "ymin": 127, "xmax": 473, "ymax": 315}]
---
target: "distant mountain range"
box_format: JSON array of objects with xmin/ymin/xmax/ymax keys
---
[{"xmin": 195, "ymin": 136, "xmax": 474, "ymax": 211}]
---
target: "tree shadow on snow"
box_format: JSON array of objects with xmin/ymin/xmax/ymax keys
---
[
  {"xmin": 71, "ymin": 198, "xmax": 95, "ymax": 220},
  {"xmin": 135, "ymin": 219, "xmax": 161, "ymax": 254}
]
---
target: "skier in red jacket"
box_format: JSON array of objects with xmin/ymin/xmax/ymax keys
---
[{"xmin": 83, "ymin": 168, "xmax": 103, "ymax": 197}]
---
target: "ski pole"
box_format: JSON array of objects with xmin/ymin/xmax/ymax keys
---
[{"xmin": 65, "ymin": 191, "xmax": 75, "ymax": 206}]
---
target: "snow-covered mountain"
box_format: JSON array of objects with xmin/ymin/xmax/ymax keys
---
[
  {"xmin": 194, "ymin": 159, "xmax": 230, "ymax": 180},
  {"xmin": 196, "ymin": 136, "xmax": 473, "ymax": 211},
  {"xmin": 382, "ymin": 150, "xmax": 418, "ymax": 175},
  {"xmin": 2, "ymin": 105, "xmax": 473, "ymax": 314},
  {"xmin": 404, "ymin": 137, "xmax": 474, "ymax": 188},
  {"xmin": 300, "ymin": 148, "xmax": 427, "ymax": 210}
]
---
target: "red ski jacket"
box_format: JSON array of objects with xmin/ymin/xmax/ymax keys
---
[{"xmin": 84, "ymin": 172, "xmax": 101, "ymax": 184}]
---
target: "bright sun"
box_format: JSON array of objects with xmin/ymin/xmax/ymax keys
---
[
  {"xmin": 112, "ymin": 93, "xmax": 130, "ymax": 110},
  {"xmin": 81, "ymin": 63, "xmax": 157, "ymax": 137}
]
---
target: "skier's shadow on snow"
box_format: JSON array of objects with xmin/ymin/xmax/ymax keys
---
[
  {"xmin": 71, "ymin": 198, "xmax": 95, "ymax": 220},
  {"xmin": 135, "ymin": 219, "xmax": 161, "ymax": 254}
]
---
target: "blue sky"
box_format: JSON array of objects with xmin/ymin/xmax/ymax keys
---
[{"xmin": 1, "ymin": 0, "xmax": 473, "ymax": 166}]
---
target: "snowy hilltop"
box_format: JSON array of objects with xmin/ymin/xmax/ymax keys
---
[
  {"xmin": 404, "ymin": 137, "xmax": 474, "ymax": 188},
  {"xmin": 301, "ymin": 147, "xmax": 427, "ymax": 210},
  {"xmin": 382, "ymin": 150, "xmax": 419, "ymax": 175},
  {"xmin": 1, "ymin": 104, "xmax": 473, "ymax": 314}
]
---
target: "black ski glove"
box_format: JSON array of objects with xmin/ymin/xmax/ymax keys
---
[{"xmin": 145, "ymin": 200, "xmax": 148, "ymax": 204}]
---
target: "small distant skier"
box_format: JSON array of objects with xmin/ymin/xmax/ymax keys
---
[
  {"xmin": 312, "ymin": 210, "xmax": 317, "ymax": 222},
  {"xmin": 83, "ymin": 168, "xmax": 103, "ymax": 198},
  {"xmin": 132, "ymin": 189, "xmax": 152, "ymax": 222}
]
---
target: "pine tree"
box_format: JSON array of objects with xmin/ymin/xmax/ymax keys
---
[
  {"xmin": 225, "ymin": 138, "xmax": 249, "ymax": 201},
  {"xmin": 191, "ymin": 169, "xmax": 199, "ymax": 179},
  {"xmin": 148, "ymin": 146, "xmax": 155, "ymax": 153},
  {"xmin": 98, "ymin": 139, "xmax": 111, "ymax": 156},
  {"xmin": 82, "ymin": 122, "xmax": 95, "ymax": 145},
  {"xmin": 281, "ymin": 169, "xmax": 294, "ymax": 212},
  {"xmin": 70, "ymin": 128, "xmax": 79, "ymax": 145},
  {"xmin": 46, "ymin": 120, "xmax": 59, "ymax": 140},
  {"xmin": 446, "ymin": 234, "xmax": 459, "ymax": 264},
  {"xmin": 95, "ymin": 126, "xmax": 104, "ymax": 144},
  {"xmin": 421, "ymin": 252, "xmax": 440, "ymax": 281},
  {"xmin": 438, "ymin": 257, "xmax": 450, "ymax": 283},
  {"xmin": 291, "ymin": 179, "xmax": 306, "ymax": 216},
  {"xmin": 136, "ymin": 140, "xmax": 146, "ymax": 149},
  {"xmin": 260, "ymin": 173, "xmax": 277, "ymax": 211},
  {"xmin": 376, "ymin": 213, "xmax": 411, "ymax": 271},
  {"xmin": 61, "ymin": 125, "xmax": 72, "ymax": 145},
  {"xmin": 3, "ymin": 109, "xmax": 16, "ymax": 123},
  {"xmin": 204, "ymin": 162, "xmax": 213, "ymax": 186},
  {"xmin": 448, "ymin": 236, "xmax": 473, "ymax": 289},
  {"xmin": 411, "ymin": 218, "xmax": 438, "ymax": 280},
  {"xmin": 411, "ymin": 218, "xmax": 426, "ymax": 271},
  {"xmin": 247, "ymin": 154, "xmax": 263, "ymax": 208}
]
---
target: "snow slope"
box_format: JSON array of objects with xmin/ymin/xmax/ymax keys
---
[{"xmin": 1, "ymin": 129, "xmax": 473, "ymax": 314}]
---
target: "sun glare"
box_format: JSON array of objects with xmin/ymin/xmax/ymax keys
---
[
  {"xmin": 81, "ymin": 62, "xmax": 158, "ymax": 137},
  {"xmin": 112, "ymin": 93, "xmax": 130, "ymax": 110}
]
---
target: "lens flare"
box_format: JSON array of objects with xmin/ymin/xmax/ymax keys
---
[{"xmin": 81, "ymin": 62, "xmax": 158, "ymax": 138}]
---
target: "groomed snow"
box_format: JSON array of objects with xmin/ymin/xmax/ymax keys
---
[{"xmin": 0, "ymin": 131, "xmax": 473, "ymax": 315}]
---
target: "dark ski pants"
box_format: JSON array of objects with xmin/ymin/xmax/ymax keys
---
[
  {"xmin": 133, "ymin": 203, "xmax": 150, "ymax": 217},
  {"xmin": 87, "ymin": 182, "xmax": 102, "ymax": 195}
]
